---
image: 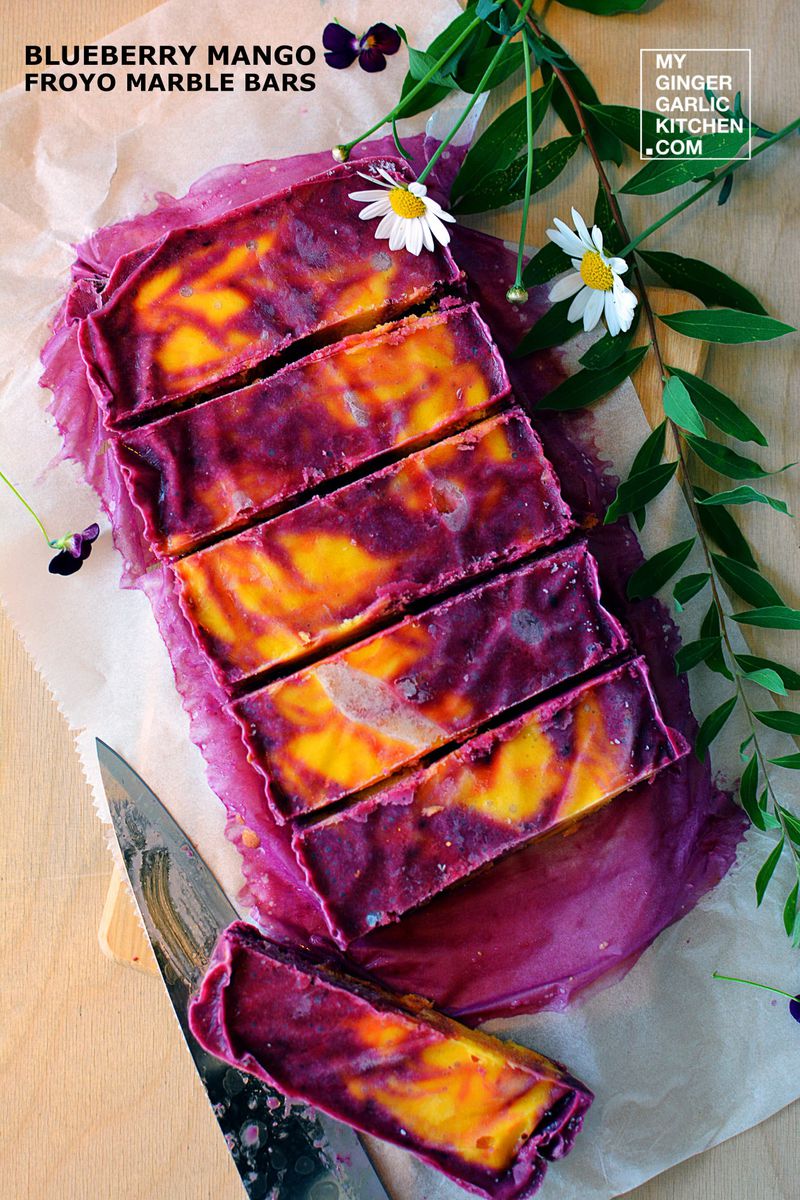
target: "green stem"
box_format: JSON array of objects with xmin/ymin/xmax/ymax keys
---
[
  {"xmin": 0, "ymin": 469, "xmax": 53, "ymax": 545},
  {"xmin": 418, "ymin": 5, "xmax": 533, "ymax": 186},
  {"xmin": 712, "ymin": 972, "xmax": 797, "ymax": 1001},
  {"xmin": 513, "ymin": 32, "xmax": 535, "ymax": 289},
  {"xmin": 618, "ymin": 115, "xmax": 800, "ymax": 257},
  {"xmin": 341, "ymin": 15, "xmax": 482, "ymax": 155}
]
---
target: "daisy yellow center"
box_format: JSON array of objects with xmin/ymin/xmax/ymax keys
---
[
  {"xmin": 389, "ymin": 187, "xmax": 427, "ymax": 220},
  {"xmin": 580, "ymin": 250, "xmax": 614, "ymax": 292}
]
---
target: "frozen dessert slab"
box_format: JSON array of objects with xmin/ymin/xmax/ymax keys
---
[
  {"xmin": 80, "ymin": 158, "xmax": 462, "ymax": 426},
  {"xmin": 189, "ymin": 922, "xmax": 592, "ymax": 1200},
  {"xmin": 293, "ymin": 658, "xmax": 687, "ymax": 946},
  {"xmin": 233, "ymin": 542, "xmax": 628, "ymax": 821},
  {"xmin": 174, "ymin": 409, "xmax": 574, "ymax": 688},
  {"xmin": 118, "ymin": 304, "xmax": 509, "ymax": 556}
]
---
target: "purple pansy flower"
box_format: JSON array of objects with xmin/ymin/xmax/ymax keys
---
[
  {"xmin": 323, "ymin": 22, "xmax": 401, "ymax": 73},
  {"xmin": 48, "ymin": 523, "xmax": 100, "ymax": 576}
]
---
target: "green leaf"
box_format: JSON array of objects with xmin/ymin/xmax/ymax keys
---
[
  {"xmin": 695, "ymin": 696, "xmax": 737, "ymax": 761},
  {"xmin": 662, "ymin": 375, "xmax": 705, "ymax": 436},
  {"xmin": 770, "ymin": 754, "xmax": 800, "ymax": 769},
  {"xmin": 685, "ymin": 436, "xmax": 787, "ymax": 481},
  {"xmin": 604, "ymin": 461, "xmax": 678, "ymax": 525},
  {"xmin": 779, "ymin": 807, "xmax": 800, "ymax": 845},
  {"xmin": 754, "ymin": 710, "xmax": 800, "ymax": 735},
  {"xmin": 698, "ymin": 602, "xmax": 734, "ymax": 680},
  {"xmin": 555, "ymin": 0, "xmax": 649, "ymax": 12},
  {"xmin": 628, "ymin": 420, "xmax": 666, "ymax": 529},
  {"xmin": 711, "ymin": 553, "xmax": 783, "ymax": 608},
  {"xmin": 693, "ymin": 486, "xmax": 758, "ymax": 568},
  {"xmin": 735, "ymin": 655, "xmax": 800, "ymax": 691},
  {"xmin": 585, "ymin": 102, "xmax": 660, "ymax": 150},
  {"xmin": 538, "ymin": 345, "xmax": 649, "ymax": 412},
  {"xmin": 453, "ymin": 135, "xmax": 582, "ymax": 214},
  {"xmin": 739, "ymin": 754, "xmax": 768, "ymax": 831},
  {"xmin": 514, "ymin": 298, "xmax": 580, "ymax": 357},
  {"xmin": 657, "ymin": 309, "xmax": 796, "ymax": 344},
  {"xmin": 593, "ymin": 180, "xmax": 624, "ymax": 254},
  {"xmin": 784, "ymin": 882, "xmax": 800, "ymax": 943},
  {"xmin": 579, "ymin": 309, "xmax": 640, "ymax": 370},
  {"xmin": 739, "ymin": 668, "xmax": 789, "ymax": 697},
  {"xmin": 621, "ymin": 131, "xmax": 750, "ymax": 195},
  {"xmin": 627, "ymin": 537, "xmax": 696, "ymax": 601},
  {"xmin": 637, "ymin": 250, "xmax": 767, "ymax": 315},
  {"xmin": 673, "ymin": 572, "xmax": 710, "ymax": 610},
  {"xmin": 397, "ymin": 9, "xmax": 483, "ymax": 118},
  {"xmin": 695, "ymin": 485, "xmax": 791, "ymax": 515},
  {"xmin": 675, "ymin": 636, "xmax": 722, "ymax": 674},
  {"xmin": 665, "ymin": 368, "xmax": 767, "ymax": 446},
  {"xmin": 739, "ymin": 733, "xmax": 754, "ymax": 760},
  {"xmin": 756, "ymin": 837, "xmax": 785, "ymax": 905},
  {"xmin": 732, "ymin": 606, "xmax": 800, "ymax": 630},
  {"xmin": 522, "ymin": 241, "xmax": 567, "ymax": 288},
  {"xmin": 539, "ymin": 39, "xmax": 623, "ymax": 164},
  {"xmin": 456, "ymin": 40, "xmax": 525, "ymax": 93},
  {"xmin": 452, "ymin": 79, "xmax": 553, "ymax": 200}
]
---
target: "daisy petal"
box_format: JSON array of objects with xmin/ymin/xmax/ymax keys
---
[
  {"xmin": 548, "ymin": 219, "xmax": 587, "ymax": 259},
  {"xmin": 424, "ymin": 210, "xmax": 451, "ymax": 247},
  {"xmin": 420, "ymin": 220, "xmax": 434, "ymax": 252},
  {"xmin": 583, "ymin": 289, "xmax": 605, "ymax": 332},
  {"xmin": 374, "ymin": 212, "xmax": 396, "ymax": 240},
  {"xmin": 378, "ymin": 166, "xmax": 400, "ymax": 187},
  {"xmin": 408, "ymin": 182, "xmax": 427, "ymax": 197},
  {"xmin": 357, "ymin": 199, "xmax": 391, "ymax": 220},
  {"xmin": 388, "ymin": 218, "xmax": 407, "ymax": 252},
  {"xmin": 591, "ymin": 225, "xmax": 604, "ymax": 252},
  {"xmin": 548, "ymin": 272, "xmax": 585, "ymax": 302},
  {"xmin": 406, "ymin": 218, "xmax": 423, "ymax": 256},
  {"xmin": 568, "ymin": 286, "xmax": 591, "ymax": 323},
  {"xmin": 604, "ymin": 290, "xmax": 620, "ymax": 336},
  {"xmin": 349, "ymin": 188, "xmax": 392, "ymax": 202},
  {"xmin": 571, "ymin": 209, "xmax": 594, "ymax": 251},
  {"xmin": 609, "ymin": 257, "xmax": 628, "ymax": 274},
  {"xmin": 357, "ymin": 171, "xmax": 391, "ymax": 188}
]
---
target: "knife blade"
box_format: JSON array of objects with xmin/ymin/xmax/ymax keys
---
[{"xmin": 96, "ymin": 738, "xmax": 390, "ymax": 1200}]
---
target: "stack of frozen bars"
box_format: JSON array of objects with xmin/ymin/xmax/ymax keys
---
[{"xmin": 83, "ymin": 158, "xmax": 686, "ymax": 948}]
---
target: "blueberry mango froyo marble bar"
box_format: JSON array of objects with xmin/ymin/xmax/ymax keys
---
[
  {"xmin": 189, "ymin": 922, "xmax": 594, "ymax": 1200},
  {"xmin": 73, "ymin": 156, "xmax": 690, "ymax": 1195}
]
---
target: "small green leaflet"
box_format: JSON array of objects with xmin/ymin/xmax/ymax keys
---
[
  {"xmin": 539, "ymin": 39, "xmax": 623, "ymax": 164},
  {"xmin": 593, "ymin": 180, "xmax": 624, "ymax": 254},
  {"xmin": 555, "ymin": 0, "xmax": 649, "ymax": 12},
  {"xmin": 673, "ymin": 572, "xmax": 710, "ymax": 610},
  {"xmin": 397, "ymin": 9, "xmax": 483, "ymax": 118},
  {"xmin": 695, "ymin": 696, "xmax": 738, "ymax": 761},
  {"xmin": 754, "ymin": 709, "xmax": 800, "ymax": 735},
  {"xmin": 711, "ymin": 553, "xmax": 783, "ymax": 608},
  {"xmin": 784, "ymin": 882, "xmax": 800, "ymax": 945},
  {"xmin": 675, "ymin": 636, "xmax": 722, "ymax": 674},
  {"xmin": 627, "ymin": 537, "xmax": 695, "ymax": 601},
  {"xmin": 629, "ymin": 420, "xmax": 667, "ymax": 529},
  {"xmin": 739, "ymin": 734, "xmax": 754, "ymax": 761},
  {"xmin": 665, "ymin": 368, "xmax": 767, "ymax": 446},
  {"xmin": 452, "ymin": 79, "xmax": 554, "ymax": 200},
  {"xmin": 584, "ymin": 102, "xmax": 660, "ymax": 151},
  {"xmin": 740, "ymin": 754, "xmax": 767, "ymax": 831},
  {"xmin": 700, "ymin": 602, "xmax": 734, "ymax": 680},
  {"xmin": 662, "ymin": 376, "xmax": 705, "ymax": 436},
  {"xmin": 693, "ymin": 486, "xmax": 758, "ymax": 567},
  {"xmin": 695, "ymin": 486, "xmax": 791, "ymax": 515},
  {"xmin": 453, "ymin": 135, "xmax": 582, "ymax": 214},
  {"xmin": 522, "ymin": 242, "xmax": 567, "ymax": 288},
  {"xmin": 657, "ymin": 309, "xmax": 796, "ymax": 344},
  {"xmin": 514, "ymin": 298, "xmax": 580, "ymax": 357},
  {"xmin": 732, "ymin": 606, "xmax": 800, "ymax": 630},
  {"xmin": 458, "ymin": 40, "xmax": 525, "ymax": 94},
  {"xmin": 538, "ymin": 345, "xmax": 649, "ymax": 412},
  {"xmin": 621, "ymin": 130, "xmax": 750, "ymax": 196},
  {"xmin": 685, "ymin": 435, "xmax": 786, "ymax": 481},
  {"xmin": 739, "ymin": 668, "xmax": 788, "ymax": 696},
  {"xmin": 735, "ymin": 655, "xmax": 800, "ymax": 691},
  {"xmin": 637, "ymin": 250, "xmax": 767, "ymax": 315},
  {"xmin": 579, "ymin": 309, "xmax": 640, "ymax": 370},
  {"xmin": 770, "ymin": 754, "xmax": 800, "ymax": 769},
  {"xmin": 756, "ymin": 837, "xmax": 785, "ymax": 905},
  {"xmin": 604, "ymin": 461, "xmax": 678, "ymax": 524},
  {"xmin": 780, "ymin": 807, "xmax": 800, "ymax": 845}
]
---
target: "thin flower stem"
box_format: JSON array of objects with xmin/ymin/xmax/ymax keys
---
[
  {"xmin": 0, "ymin": 468, "xmax": 52, "ymax": 545},
  {"xmin": 618, "ymin": 115, "xmax": 800, "ymax": 258},
  {"xmin": 712, "ymin": 972, "xmax": 796, "ymax": 1001},
  {"xmin": 513, "ymin": 32, "xmax": 535, "ymax": 289},
  {"xmin": 340, "ymin": 15, "xmax": 483, "ymax": 156},
  {"xmin": 418, "ymin": 2, "xmax": 534, "ymax": 187}
]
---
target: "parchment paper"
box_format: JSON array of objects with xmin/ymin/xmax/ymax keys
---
[{"xmin": 1, "ymin": 2, "xmax": 799, "ymax": 1198}]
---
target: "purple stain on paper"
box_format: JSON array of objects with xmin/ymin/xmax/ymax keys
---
[{"xmin": 39, "ymin": 134, "xmax": 746, "ymax": 1023}]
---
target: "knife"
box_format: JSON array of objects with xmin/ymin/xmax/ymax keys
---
[{"xmin": 97, "ymin": 738, "xmax": 391, "ymax": 1200}]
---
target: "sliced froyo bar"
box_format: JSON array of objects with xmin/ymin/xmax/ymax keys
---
[
  {"xmin": 293, "ymin": 658, "xmax": 687, "ymax": 946},
  {"xmin": 174, "ymin": 409, "xmax": 573, "ymax": 689},
  {"xmin": 189, "ymin": 921, "xmax": 593, "ymax": 1200},
  {"xmin": 118, "ymin": 304, "xmax": 509, "ymax": 556},
  {"xmin": 233, "ymin": 542, "xmax": 628, "ymax": 821},
  {"xmin": 81, "ymin": 158, "xmax": 462, "ymax": 425}
]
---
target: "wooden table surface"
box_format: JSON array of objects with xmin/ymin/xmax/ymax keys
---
[{"xmin": 1, "ymin": 3, "xmax": 798, "ymax": 1198}]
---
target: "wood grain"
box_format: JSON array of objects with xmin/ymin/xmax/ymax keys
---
[{"xmin": 1, "ymin": 2, "xmax": 799, "ymax": 1200}]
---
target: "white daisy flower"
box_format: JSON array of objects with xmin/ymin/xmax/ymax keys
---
[
  {"xmin": 546, "ymin": 207, "xmax": 638, "ymax": 336},
  {"xmin": 349, "ymin": 167, "xmax": 456, "ymax": 256}
]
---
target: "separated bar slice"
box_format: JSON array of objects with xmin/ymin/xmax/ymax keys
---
[
  {"xmin": 293, "ymin": 658, "xmax": 687, "ymax": 946},
  {"xmin": 233, "ymin": 542, "xmax": 628, "ymax": 822},
  {"xmin": 189, "ymin": 921, "xmax": 592, "ymax": 1200},
  {"xmin": 119, "ymin": 304, "xmax": 509, "ymax": 556},
  {"xmin": 81, "ymin": 158, "xmax": 462, "ymax": 426},
  {"xmin": 174, "ymin": 409, "xmax": 573, "ymax": 689}
]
